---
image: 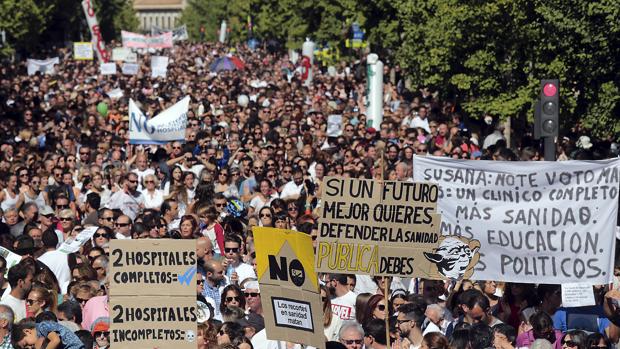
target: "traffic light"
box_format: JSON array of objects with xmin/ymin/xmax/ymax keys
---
[{"xmin": 535, "ymin": 79, "xmax": 559, "ymax": 138}]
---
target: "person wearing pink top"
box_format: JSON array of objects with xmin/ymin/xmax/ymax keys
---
[
  {"xmin": 81, "ymin": 295, "xmax": 109, "ymax": 331},
  {"xmin": 515, "ymin": 311, "xmax": 562, "ymax": 349}
]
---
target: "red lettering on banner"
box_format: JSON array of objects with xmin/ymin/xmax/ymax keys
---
[
  {"xmin": 330, "ymin": 304, "xmax": 353, "ymax": 320},
  {"xmin": 84, "ymin": 0, "xmax": 95, "ymax": 17}
]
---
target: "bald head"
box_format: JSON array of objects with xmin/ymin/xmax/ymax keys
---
[{"xmin": 196, "ymin": 236, "xmax": 214, "ymax": 261}]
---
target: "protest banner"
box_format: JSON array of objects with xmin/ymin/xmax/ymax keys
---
[
  {"xmin": 112, "ymin": 47, "xmax": 137, "ymax": 63},
  {"xmin": 26, "ymin": 58, "xmax": 59, "ymax": 76},
  {"xmin": 412, "ymin": 156, "xmax": 620, "ymax": 284},
  {"xmin": 254, "ymin": 227, "xmax": 325, "ymax": 349},
  {"xmin": 0, "ymin": 246, "xmax": 21, "ymax": 277},
  {"xmin": 110, "ymin": 240, "xmax": 196, "ymax": 349},
  {"xmin": 73, "ymin": 42, "xmax": 93, "ymax": 60},
  {"xmin": 122, "ymin": 30, "xmax": 173, "ymax": 49},
  {"xmin": 122, "ymin": 63, "xmax": 139, "ymax": 75},
  {"xmin": 151, "ymin": 55, "xmax": 168, "ymax": 78},
  {"xmin": 129, "ymin": 96, "xmax": 188, "ymax": 144},
  {"xmin": 81, "ymin": 0, "xmax": 109, "ymax": 62},
  {"xmin": 100, "ymin": 62, "xmax": 117, "ymax": 75},
  {"xmin": 58, "ymin": 226, "xmax": 98, "ymax": 254},
  {"xmin": 152, "ymin": 24, "xmax": 189, "ymax": 42},
  {"xmin": 314, "ymin": 177, "xmax": 476, "ymax": 279}
]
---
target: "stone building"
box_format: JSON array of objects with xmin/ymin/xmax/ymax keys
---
[{"xmin": 133, "ymin": 0, "xmax": 187, "ymax": 31}]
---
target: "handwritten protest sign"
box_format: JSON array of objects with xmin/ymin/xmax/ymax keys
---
[
  {"xmin": 122, "ymin": 63, "xmax": 139, "ymax": 75},
  {"xmin": 314, "ymin": 177, "xmax": 471, "ymax": 279},
  {"xmin": 112, "ymin": 48, "xmax": 137, "ymax": 63},
  {"xmin": 413, "ymin": 156, "xmax": 620, "ymax": 284},
  {"xmin": 151, "ymin": 55, "xmax": 168, "ymax": 78},
  {"xmin": 110, "ymin": 240, "xmax": 197, "ymax": 349},
  {"xmin": 100, "ymin": 62, "xmax": 117, "ymax": 75},
  {"xmin": 254, "ymin": 227, "xmax": 324, "ymax": 349},
  {"xmin": 73, "ymin": 42, "xmax": 93, "ymax": 60}
]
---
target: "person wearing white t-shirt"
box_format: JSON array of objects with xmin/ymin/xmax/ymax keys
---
[
  {"xmin": 329, "ymin": 274, "xmax": 357, "ymax": 321},
  {"xmin": 222, "ymin": 235, "xmax": 256, "ymax": 285},
  {"xmin": 131, "ymin": 154, "xmax": 155, "ymax": 191},
  {"xmin": 0, "ymin": 263, "xmax": 32, "ymax": 322},
  {"xmin": 37, "ymin": 230, "xmax": 71, "ymax": 294},
  {"xmin": 279, "ymin": 168, "xmax": 305, "ymax": 201}
]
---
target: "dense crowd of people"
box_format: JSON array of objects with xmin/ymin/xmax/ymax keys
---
[{"xmin": 0, "ymin": 39, "xmax": 618, "ymax": 349}]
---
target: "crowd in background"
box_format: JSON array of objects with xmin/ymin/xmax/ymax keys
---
[{"xmin": 0, "ymin": 41, "xmax": 619, "ymax": 349}]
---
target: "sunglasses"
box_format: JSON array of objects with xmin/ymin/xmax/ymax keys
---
[
  {"xmin": 101, "ymin": 217, "xmax": 114, "ymax": 221},
  {"xmin": 26, "ymin": 299, "xmax": 38, "ymax": 305},
  {"xmin": 128, "ymin": 180, "xmax": 138, "ymax": 184},
  {"xmin": 145, "ymin": 180, "xmax": 154, "ymax": 184},
  {"xmin": 224, "ymin": 248, "xmax": 239, "ymax": 253},
  {"xmin": 215, "ymin": 203, "xmax": 226, "ymax": 207},
  {"xmin": 376, "ymin": 304, "xmax": 386, "ymax": 311},
  {"xmin": 343, "ymin": 340, "xmax": 363, "ymax": 345},
  {"xmin": 244, "ymin": 292, "xmax": 259, "ymax": 298},
  {"xmin": 197, "ymin": 279, "xmax": 205, "ymax": 285},
  {"xmin": 56, "ymin": 204, "xmax": 69, "ymax": 209},
  {"xmin": 94, "ymin": 233, "xmax": 109, "ymax": 239},
  {"xmin": 226, "ymin": 296, "xmax": 240, "ymax": 302},
  {"xmin": 60, "ymin": 217, "xmax": 73, "ymax": 222},
  {"xmin": 562, "ymin": 340, "xmax": 577, "ymax": 347},
  {"xmin": 260, "ymin": 214, "xmax": 272, "ymax": 218},
  {"xmin": 115, "ymin": 223, "xmax": 130, "ymax": 227},
  {"xmin": 75, "ymin": 297, "xmax": 90, "ymax": 304},
  {"xmin": 94, "ymin": 331, "xmax": 109, "ymax": 337},
  {"xmin": 288, "ymin": 207, "xmax": 298, "ymax": 211}
]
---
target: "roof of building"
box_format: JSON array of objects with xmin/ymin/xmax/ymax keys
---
[{"xmin": 133, "ymin": 0, "xmax": 186, "ymax": 10}]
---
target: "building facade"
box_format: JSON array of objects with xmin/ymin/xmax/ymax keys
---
[{"xmin": 133, "ymin": 0, "xmax": 187, "ymax": 31}]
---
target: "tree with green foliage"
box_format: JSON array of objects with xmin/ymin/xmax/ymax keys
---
[
  {"xmin": 0, "ymin": 0, "xmax": 54, "ymax": 56},
  {"xmin": 396, "ymin": 0, "xmax": 620, "ymax": 137}
]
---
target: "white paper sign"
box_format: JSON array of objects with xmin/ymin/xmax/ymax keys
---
[
  {"xmin": 122, "ymin": 63, "xmax": 139, "ymax": 75},
  {"xmin": 100, "ymin": 62, "xmax": 117, "ymax": 75},
  {"xmin": 562, "ymin": 283, "xmax": 596, "ymax": 307},
  {"xmin": 108, "ymin": 88, "xmax": 123, "ymax": 99},
  {"xmin": 151, "ymin": 55, "xmax": 168, "ymax": 78},
  {"xmin": 58, "ymin": 226, "xmax": 98, "ymax": 254},
  {"xmin": 129, "ymin": 96, "xmax": 189, "ymax": 144},
  {"xmin": 27, "ymin": 58, "xmax": 59, "ymax": 76},
  {"xmin": 413, "ymin": 156, "xmax": 620, "ymax": 284},
  {"xmin": 112, "ymin": 47, "xmax": 136, "ymax": 62},
  {"xmin": 327, "ymin": 114, "xmax": 343, "ymax": 137},
  {"xmin": 73, "ymin": 42, "xmax": 94, "ymax": 60},
  {"xmin": 272, "ymin": 298, "xmax": 314, "ymax": 332},
  {"xmin": 0, "ymin": 246, "xmax": 21, "ymax": 277}
]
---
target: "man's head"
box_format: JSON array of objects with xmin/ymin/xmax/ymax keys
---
[
  {"xmin": 161, "ymin": 199, "xmax": 179, "ymax": 220},
  {"xmin": 339, "ymin": 322, "xmax": 364, "ymax": 349},
  {"xmin": 41, "ymin": 228, "xmax": 59, "ymax": 250},
  {"xmin": 204, "ymin": 260, "xmax": 224, "ymax": 284},
  {"xmin": 493, "ymin": 323, "xmax": 516, "ymax": 349},
  {"xmin": 243, "ymin": 280, "xmax": 261, "ymax": 313},
  {"xmin": 460, "ymin": 289, "xmax": 490, "ymax": 324},
  {"xmin": 0, "ymin": 305, "xmax": 13, "ymax": 331},
  {"xmin": 115, "ymin": 215, "xmax": 132, "ymax": 237},
  {"xmin": 11, "ymin": 321, "xmax": 37, "ymax": 348},
  {"xmin": 124, "ymin": 173, "xmax": 139, "ymax": 193},
  {"xmin": 363, "ymin": 319, "xmax": 387, "ymax": 348},
  {"xmin": 7, "ymin": 262, "xmax": 33, "ymax": 297},
  {"xmin": 97, "ymin": 208, "xmax": 114, "ymax": 228},
  {"xmin": 85, "ymin": 192, "xmax": 101, "ymax": 212},
  {"xmin": 213, "ymin": 193, "xmax": 227, "ymax": 214},
  {"xmin": 196, "ymin": 236, "xmax": 214, "ymax": 262},
  {"xmin": 396, "ymin": 303, "xmax": 424, "ymax": 338},
  {"xmin": 20, "ymin": 202, "xmax": 38, "ymax": 222},
  {"xmin": 224, "ymin": 234, "xmax": 243, "ymax": 264},
  {"xmin": 57, "ymin": 300, "xmax": 83, "ymax": 325}
]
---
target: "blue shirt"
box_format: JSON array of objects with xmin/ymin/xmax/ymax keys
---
[
  {"xmin": 36, "ymin": 321, "xmax": 85, "ymax": 349},
  {"xmin": 553, "ymin": 305, "xmax": 610, "ymax": 334}
]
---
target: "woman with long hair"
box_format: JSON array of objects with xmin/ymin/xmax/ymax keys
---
[
  {"xmin": 248, "ymin": 179, "xmax": 277, "ymax": 215},
  {"xmin": 421, "ymin": 332, "xmax": 449, "ymax": 349},
  {"xmin": 26, "ymin": 286, "xmax": 56, "ymax": 318},
  {"xmin": 179, "ymin": 215, "xmax": 199, "ymax": 239},
  {"xmin": 321, "ymin": 285, "xmax": 344, "ymax": 341},
  {"xmin": 220, "ymin": 285, "xmax": 246, "ymax": 314},
  {"xmin": 214, "ymin": 167, "xmax": 240, "ymax": 199}
]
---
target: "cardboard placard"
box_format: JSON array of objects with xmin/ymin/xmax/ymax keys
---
[
  {"xmin": 110, "ymin": 240, "xmax": 197, "ymax": 349},
  {"xmin": 100, "ymin": 62, "xmax": 117, "ymax": 75},
  {"xmin": 254, "ymin": 227, "xmax": 324, "ymax": 349},
  {"xmin": 111, "ymin": 296, "xmax": 197, "ymax": 349},
  {"xmin": 315, "ymin": 177, "xmax": 459, "ymax": 278},
  {"xmin": 109, "ymin": 239, "xmax": 196, "ymax": 296},
  {"xmin": 122, "ymin": 63, "xmax": 139, "ymax": 75},
  {"xmin": 74, "ymin": 42, "xmax": 94, "ymax": 60}
]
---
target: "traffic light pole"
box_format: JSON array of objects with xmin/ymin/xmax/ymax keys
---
[{"xmin": 544, "ymin": 137, "xmax": 556, "ymax": 161}]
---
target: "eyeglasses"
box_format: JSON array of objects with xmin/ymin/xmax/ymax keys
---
[
  {"xmin": 94, "ymin": 331, "xmax": 109, "ymax": 337},
  {"xmin": 19, "ymin": 173, "xmax": 29, "ymax": 177},
  {"xmin": 197, "ymin": 279, "xmax": 205, "ymax": 285},
  {"xmin": 128, "ymin": 180, "xmax": 138, "ymax": 184},
  {"xmin": 145, "ymin": 180, "xmax": 154, "ymax": 184},
  {"xmin": 80, "ymin": 152, "xmax": 89, "ymax": 155},
  {"xmin": 26, "ymin": 299, "xmax": 39, "ymax": 305},
  {"xmin": 115, "ymin": 222, "xmax": 130, "ymax": 227},
  {"xmin": 94, "ymin": 233, "xmax": 109, "ymax": 239},
  {"xmin": 396, "ymin": 319, "xmax": 411, "ymax": 325},
  {"xmin": 288, "ymin": 207, "xmax": 298, "ymax": 212},
  {"xmin": 215, "ymin": 203, "xmax": 226, "ymax": 208},
  {"xmin": 376, "ymin": 304, "xmax": 386, "ymax": 311},
  {"xmin": 343, "ymin": 340, "xmax": 363, "ymax": 345},
  {"xmin": 244, "ymin": 292, "xmax": 259, "ymax": 298},
  {"xmin": 75, "ymin": 297, "xmax": 90, "ymax": 304},
  {"xmin": 253, "ymin": 166, "xmax": 264, "ymax": 171},
  {"xmin": 260, "ymin": 214, "xmax": 272, "ymax": 218},
  {"xmin": 101, "ymin": 217, "xmax": 114, "ymax": 221},
  {"xmin": 562, "ymin": 340, "xmax": 577, "ymax": 347},
  {"xmin": 224, "ymin": 248, "xmax": 239, "ymax": 253},
  {"xmin": 56, "ymin": 204, "xmax": 69, "ymax": 209},
  {"xmin": 173, "ymin": 146, "xmax": 182, "ymax": 150},
  {"xmin": 226, "ymin": 296, "xmax": 240, "ymax": 302},
  {"xmin": 31, "ymin": 181, "xmax": 40, "ymax": 185},
  {"xmin": 60, "ymin": 217, "xmax": 73, "ymax": 222}
]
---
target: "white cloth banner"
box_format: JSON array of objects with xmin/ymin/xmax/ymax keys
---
[
  {"xmin": 112, "ymin": 47, "xmax": 137, "ymax": 63},
  {"xmin": 100, "ymin": 62, "xmax": 117, "ymax": 75},
  {"xmin": 412, "ymin": 156, "xmax": 620, "ymax": 284},
  {"xmin": 27, "ymin": 58, "xmax": 59, "ymax": 76},
  {"xmin": 122, "ymin": 30, "xmax": 173, "ymax": 49},
  {"xmin": 81, "ymin": 0, "xmax": 109, "ymax": 62},
  {"xmin": 122, "ymin": 63, "xmax": 139, "ymax": 75},
  {"xmin": 129, "ymin": 96, "xmax": 189, "ymax": 144},
  {"xmin": 152, "ymin": 24, "xmax": 188, "ymax": 41},
  {"xmin": 151, "ymin": 55, "xmax": 168, "ymax": 78}
]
